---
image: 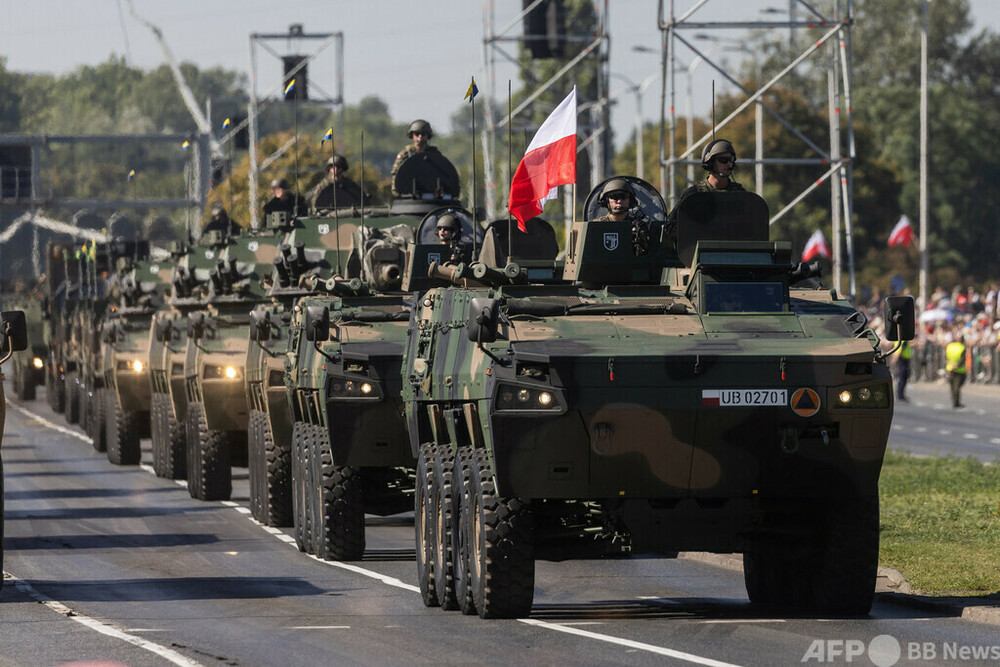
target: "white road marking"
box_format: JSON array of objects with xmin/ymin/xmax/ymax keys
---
[
  {"xmin": 287, "ymin": 625, "xmax": 351, "ymax": 630},
  {"xmin": 991, "ymin": 438, "xmax": 1000, "ymax": 445},
  {"xmin": 10, "ymin": 400, "xmax": 743, "ymax": 665},
  {"xmin": 518, "ymin": 618, "xmax": 741, "ymax": 666},
  {"xmin": 914, "ymin": 426, "xmax": 928, "ymax": 433},
  {"xmin": 5, "ymin": 575, "xmax": 203, "ymax": 666},
  {"xmin": 8, "ymin": 402, "xmax": 90, "ymax": 442},
  {"xmin": 963, "ymin": 433, "xmax": 979, "ymax": 440},
  {"xmin": 698, "ymin": 619, "xmax": 785, "ymax": 624}
]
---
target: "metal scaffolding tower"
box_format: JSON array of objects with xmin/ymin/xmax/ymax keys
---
[
  {"xmin": 481, "ymin": 0, "xmax": 611, "ymax": 227},
  {"xmin": 659, "ymin": 0, "xmax": 858, "ymax": 296}
]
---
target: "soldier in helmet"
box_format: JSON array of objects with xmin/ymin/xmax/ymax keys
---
[
  {"xmin": 203, "ymin": 201, "xmax": 241, "ymax": 238},
  {"xmin": 312, "ymin": 154, "xmax": 371, "ymax": 210},
  {"xmin": 391, "ymin": 119, "xmax": 441, "ymax": 196},
  {"xmin": 592, "ymin": 179, "xmax": 637, "ymax": 222},
  {"xmin": 666, "ymin": 138, "xmax": 745, "ymax": 227},
  {"xmin": 263, "ymin": 177, "xmax": 308, "ymax": 218},
  {"xmin": 435, "ymin": 213, "xmax": 470, "ymax": 264}
]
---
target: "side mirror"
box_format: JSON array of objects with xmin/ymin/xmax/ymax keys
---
[
  {"xmin": 305, "ymin": 306, "xmax": 330, "ymax": 342},
  {"xmin": 884, "ymin": 296, "xmax": 915, "ymax": 341},
  {"xmin": 251, "ymin": 310, "xmax": 272, "ymax": 342},
  {"xmin": 189, "ymin": 312, "xmax": 206, "ymax": 341},
  {"xmin": 466, "ymin": 297, "xmax": 499, "ymax": 343},
  {"xmin": 0, "ymin": 311, "xmax": 28, "ymax": 354}
]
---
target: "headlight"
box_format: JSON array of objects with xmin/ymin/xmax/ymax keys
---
[
  {"xmin": 204, "ymin": 364, "xmax": 243, "ymax": 380},
  {"xmin": 117, "ymin": 359, "xmax": 146, "ymax": 373},
  {"xmin": 32, "ymin": 357, "xmax": 44, "ymax": 369},
  {"xmin": 328, "ymin": 377, "xmax": 381, "ymax": 400},
  {"xmin": 495, "ymin": 383, "xmax": 563, "ymax": 412},
  {"xmin": 835, "ymin": 383, "xmax": 889, "ymax": 409},
  {"xmin": 133, "ymin": 360, "xmax": 144, "ymax": 373}
]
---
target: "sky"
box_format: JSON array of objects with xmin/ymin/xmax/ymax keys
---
[{"xmin": 1, "ymin": 0, "xmax": 998, "ymax": 151}]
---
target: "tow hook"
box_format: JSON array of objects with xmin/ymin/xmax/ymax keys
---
[{"xmin": 780, "ymin": 426, "xmax": 799, "ymax": 454}]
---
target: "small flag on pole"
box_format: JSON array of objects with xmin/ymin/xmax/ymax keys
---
[
  {"xmin": 321, "ymin": 127, "xmax": 333, "ymax": 146},
  {"xmin": 888, "ymin": 214, "xmax": 915, "ymax": 247},
  {"xmin": 222, "ymin": 117, "xmax": 231, "ymax": 130},
  {"xmin": 284, "ymin": 78, "xmax": 296, "ymax": 96},
  {"xmin": 181, "ymin": 140, "xmax": 190, "ymax": 151},
  {"xmin": 465, "ymin": 77, "xmax": 479, "ymax": 102},
  {"xmin": 127, "ymin": 169, "xmax": 136, "ymax": 181},
  {"xmin": 801, "ymin": 229, "xmax": 832, "ymax": 262}
]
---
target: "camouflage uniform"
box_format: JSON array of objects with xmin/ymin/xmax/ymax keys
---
[
  {"xmin": 391, "ymin": 145, "xmax": 441, "ymax": 196},
  {"xmin": 263, "ymin": 192, "xmax": 309, "ymax": 218},
  {"xmin": 312, "ymin": 177, "xmax": 370, "ymax": 210},
  {"xmin": 667, "ymin": 177, "xmax": 745, "ymax": 228}
]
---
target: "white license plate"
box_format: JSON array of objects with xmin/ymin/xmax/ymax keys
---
[{"xmin": 702, "ymin": 389, "xmax": 787, "ymax": 407}]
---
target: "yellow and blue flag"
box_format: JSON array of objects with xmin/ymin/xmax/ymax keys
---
[
  {"xmin": 321, "ymin": 127, "xmax": 333, "ymax": 146},
  {"xmin": 465, "ymin": 77, "xmax": 479, "ymax": 103},
  {"xmin": 222, "ymin": 117, "xmax": 231, "ymax": 130},
  {"xmin": 284, "ymin": 78, "xmax": 296, "ymax": 96},
  {"xmin": 182, "ymin": 140, "xmax": 190, "ymax": 151},
  {"xmin": 127, "ymin": 169, "xmax": 136, "ymax": 181}
]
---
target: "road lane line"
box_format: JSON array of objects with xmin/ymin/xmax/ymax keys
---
[
  {"xmin": 10, "ymin": 399, "xmax": 742, "ymax": 664},
  {"xmin": 8, "ymin": 402, "xmax": 91, "ymax": 443},
  {"xmin": 518, "ymin": 618, "xmax": 741, "ymax": 666},
  {"xmin": 6, "ymin": 575, "xmax": 203, "ymax": 667}
]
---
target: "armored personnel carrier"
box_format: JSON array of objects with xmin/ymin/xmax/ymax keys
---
[
  {"xmin": 276, "ymin": 153, "xmax": 470, "ymax": 558},
  {"xmin": 6, "ymin": 283, "xmax": 47, "ymax": 401},
  {"xmin": 403, "ymin": 179, "xmax": 914, "ymax": 618},
  {"xmin": 183, "ymin": 218, "xmax": 285, "ymax": 501},
  {"xmin": 1, "ymin": 310, "xmax": 29, "ymax": 584}
]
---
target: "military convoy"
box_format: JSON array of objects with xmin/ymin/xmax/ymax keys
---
[{"xmin": 2, "ymin": 143, "xmax": 914, "ymax": 619}]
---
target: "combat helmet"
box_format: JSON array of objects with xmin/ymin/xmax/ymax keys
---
[
  {"xmin": 436, "ymin": 213, "xmax": 461, "ymax": 231},
  {"xmin": 408, "ymin": 119, "xmax": 434, "ymax": 139},
  {"xmin": 598, "ymin": 178, "xmax": 637, "ymax": 208},
  {"xmin": 270, "ymin": 178, "xmax": 290, "ymax": 190},
  {"xmin": 326, "ymin": 154, "xmax": 349, "ymax": 171},
  {"xmin": 701, "ymin": 139, "xmax": 737, "ymax": 171}
]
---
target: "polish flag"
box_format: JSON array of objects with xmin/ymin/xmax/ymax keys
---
[
  {"xmin": 801, "ymin": 229, "xmax": 832, "ymax": 262},
  {"xmin": 888, "ymin": 215, "xmax": 915, "ymax": 247},
  {"xmin": 508, "ymin": 87, "xmax": 577, "ymax": 231}
]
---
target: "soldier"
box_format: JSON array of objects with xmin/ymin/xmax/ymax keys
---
[
  {"xmin": 312, "ymin": 154, "xmax": 371, "ymax": 210},
  {"xmin": 435, "ymin": 213, "xmax": 470, "ymax": 264},
  {"xmin": 263, "ymin": 178, "xmax": 308, "ymax": 219},
  {"xmin": 391, "ymin": 119, "xmax": 440, "ymax": 196},
  {"xmin": 592, "ymin": 179, "xmax": 637, "ymax": 222},
  {"xmin": 667, "ymin": 138, "xmax": 745, "ymax": 227},
  {"xmin": 203, "ymin": 201, "xmax": 241, "ymax": 238},
  {"xmin": 945, "ymin": 334, "xmax": 967, "ymax": 408}
]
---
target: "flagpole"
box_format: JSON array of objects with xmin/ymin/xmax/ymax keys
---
[
  {"xmin": 292, "ymin": 84, "xmax": 300, "ymax": 220},
  {"xmin": 471, "ymin": 76, "xmax": 479, "ymax": 261},
  {"xmin": 332, "ymin": 130, "xmax": 341, "ymax": 275},
  {"xmin": 507, "ymin": 80, "xmax": 513, "ymax": 264}
]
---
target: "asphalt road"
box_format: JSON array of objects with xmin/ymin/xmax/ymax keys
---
[
  {"xmin": 2, "ymin": 384, "xmax": 1000, "ymax": 666},
  {"xmin": 890, "ymin": 380, "xmax": 1000, "ymax": 462}
]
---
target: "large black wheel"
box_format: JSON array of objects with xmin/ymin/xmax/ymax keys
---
[
  {"xmin": 151, "ymin": 393, "xmax": 185, "ymax": 479},
  {"xmin": 65, "ymin": 372, "xmax": 80, "ymax": 424},
  {"xmin": 48, "ymin": 367, "xmax": 65, "ymax": 413},
  {"xmin": 106, "ymin": 390, "xmax": 140, "ymax": 465},
  {"xmin": 415, "ymin": 443, "xmax": 439, "ymax": 607},
  {"xmin": 248, "ymin": 409, "xmax": 292, "ymax": 527},
  {"xmin": 433, "ymin": 448, "xmax": 459, "ymax": 610},
  {"xmin": 14, "ymin": 363, "xmax": 36, "ymax": 401},
  {"xmin": 317, "ymin": 425, "xmax": 365, "ymax": 561},
  {"xmin": 453, "ymin": 446, "xmax": 477, "ymax": 615},
  {"xmin": 185, "ymin": 402, "xmax": 231, "ymax": 501},
  {"xmin": 466, "ymin": 448, "xmax": 535, "ymax": 619},
  {"xmin": 90, "ymin": 388, "xmax": 108, "ymax": 452},
  {"xmin": 290, "ymin": 421, "xmax": 310, "ymax": 552}
]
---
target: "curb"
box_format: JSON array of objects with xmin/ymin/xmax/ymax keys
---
[{"xmin": 678, "ymin": 553, "xmax": 1000, "ymax": 625}]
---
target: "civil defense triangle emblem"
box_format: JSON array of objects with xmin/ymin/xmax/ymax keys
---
[{"xmin": 603, "ymin": 232, "xmax": 619, "ymax": 251}]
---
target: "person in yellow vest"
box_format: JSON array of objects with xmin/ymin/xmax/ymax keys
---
[
  {"xmin": 945, "ymin": 335, "xmax": 967, "ymax": 408},
  {"xmin": 895, "ymin": 340, "xmax": 911, "ymax": 401}
]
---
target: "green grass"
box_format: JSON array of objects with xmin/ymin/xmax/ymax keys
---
[{"xmin": 879, "ymin": 450, "xmax": 1000, "ymax": 595}]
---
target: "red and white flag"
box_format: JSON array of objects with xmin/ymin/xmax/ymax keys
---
[
  {"xmin": 508, "ymin": 86, "xmax": 577, "ymax": 232},
  {"xmin": 801, "ymin": 229, "xmax": 831, "ymax": 262},
  {"xmin": 888, "ymin": 214, "xmax": 915, "ymax": 247}
]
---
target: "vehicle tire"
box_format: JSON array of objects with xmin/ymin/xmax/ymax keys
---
[
  {"xmin": 186, "ymin": 402, "xmax": 231, "ymax": 501},
  {"xmin": 415, "ymin": 443, "xmax": 439, "ymax": 607},
  {"xmin": 742, "ymin": 549, "xmax": 803, "ymax": 609},
  {"xmin": 50, "ymin": 370, "xmax": 66, "ymax": 413},
  {"xmin": 152, "ymin": 393, "xmax": 185, "ymax": 479},
  {"xmin": 90, "ymin": 387, "xmax": 107, "ymax": 452},
  {"xmin": 1, "ymin": 460, "xmax": 5, "ymax": 592},
  {"xmin": 806, "ymin": 496, "xmax": 880, "ymax": 616},
  {"xmin": 15, "ymin": 363, "xmax": 36, "ymax": 401},
  {"xmin": 65, "ymin": 372, "xmax": 80, "ymax": 424},
  {"xmin": 452, "ymin": 446, "xmax": 477, "ymax": 616},
  {"xmin": 248, "ymin": 410, "xmax": 292, "ymax": 527},
  {"xmin": 317, "ymin": 427, "xmax": 365, "ymax": 561},
  {"xmin": 467, "ymin": 448, "xmax": 535, "ymax": 619},
  {"xmin": 308, "ymin": 425, "xmax": 324, "ymax": 557},
  {"xmin": 106, "ymin": 390, "xmax": 140, "ymax": 466},
  {"xmin": 290, "ymin": 421, "xmax": 310, "ymax": 553},
  {"xmin": 433, "ymin": 448, "xmax": 459, "ymax": 610}
]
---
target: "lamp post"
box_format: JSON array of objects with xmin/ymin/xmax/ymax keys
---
[{"xmin": 611, "ymin": 72, "xmax": 659, "ymax": 180}]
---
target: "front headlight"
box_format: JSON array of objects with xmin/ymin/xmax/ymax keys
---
[
  {"xmin": 204, "ymin": 364, "xmax": 243, "ymax": 380},
  {"xmin": 494, "ymin": 383, "xmax": 563, "ymax": 412},
  {"xmin": 32, "ymin": 357, "xmax": 44, "ymax": 369},
  {"xmin": 835, "ymin": 383, "xmax": 890, "ymax": 409},
  {"xmin": 117, "ymin": 359, "xmax": 146, "ymax": 373},
  {"xmin": 328, "ymin": 377, "xmax": 381, "ymax": 400},
  {"xmin": 133, "ymin": 360, "xmax": 144, "ymax": 373}
]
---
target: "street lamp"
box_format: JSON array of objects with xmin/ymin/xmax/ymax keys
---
[{"xmin": 611, "ymin": 72, "xmax": 659, "ymax": 180}]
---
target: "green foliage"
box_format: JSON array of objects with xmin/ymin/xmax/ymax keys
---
[{"xmin": 879, "ymin": 450, "xmax": 1000, "ymax": 594}]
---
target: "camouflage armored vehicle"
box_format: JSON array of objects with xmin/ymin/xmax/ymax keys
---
[
  {"xmin": 275, "ymin": 152, "xmax": 469, "ymax": 558},
  {"xmin": 404, "ymin": 180, "xmax": 914, "ymax": 618},
  {"xmin": 6, "ymin": 281, "xmax": 47, "ymax": 401},
  {"xmin": 183, "ymin": 219, "xmax": 284, "ymax": 501},
  {"xmin": 42, "ymin": 243, "xmax": 78, "ymax": 414},
  {"xmin": 1, "ymin": 310, "xmax": 29, "ymax": 584},
  {"xmin": 148, "ymin": 237, "xmax": 227, "ymax": 480}
]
